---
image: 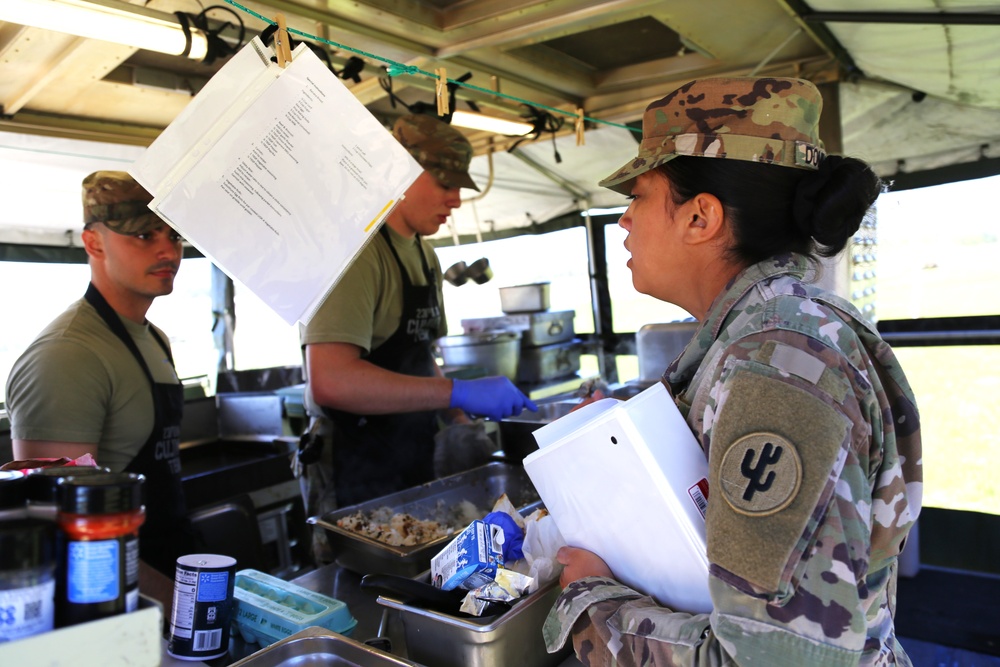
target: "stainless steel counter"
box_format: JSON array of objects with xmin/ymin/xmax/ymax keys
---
[{"xmin": 160, "ymin": 561, "xmax": 583, "ymax": 666}]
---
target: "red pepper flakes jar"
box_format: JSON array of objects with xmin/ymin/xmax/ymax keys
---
[{"xmin": 55, "ymin": 472, "xmax": 145, "ymax": 627}]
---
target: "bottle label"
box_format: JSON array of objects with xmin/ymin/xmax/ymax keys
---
[
  {"xmin": 0, "ymin": 579, "xmax": 55, "ymax": 641},
  {"xmin": 126, "ymin": 586, "xmax": 140, "ymax": 613},
  {"xmin": 125, "ymin": 536, "xmax": 140, "ymax": 588},
  {"xmin": 67, "ymin": 539, "xmax": 120, "ymax": 604}
]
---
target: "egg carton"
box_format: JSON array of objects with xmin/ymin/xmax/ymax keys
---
[{"xmin": 231, "ymin": 569, "xmax": 357, "ymax": 646}]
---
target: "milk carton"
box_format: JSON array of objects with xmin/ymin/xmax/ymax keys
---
[{"xmin": 431, "ymin": 520, "xmax": 505, "ymax": 591}]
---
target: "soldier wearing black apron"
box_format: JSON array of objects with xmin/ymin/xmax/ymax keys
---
[
  {"xmin": 325, "ymin": 226, "xmax": 442, "ymax": 506},
  {"xmin": 85, "ymin": 283, "xmax": 195, "ymax": 575},
  {"xmin": 298, "ymin": 115, "xmax": 536, "ymax": 526}
]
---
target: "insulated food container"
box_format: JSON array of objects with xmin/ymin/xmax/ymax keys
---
[
  {"xmin": 462, "ymin": 310, "xmax": 575, "ymax": 347},
  {"xmin": 517, "ymin": 339, "xmax": 582, "ymax": 384}
]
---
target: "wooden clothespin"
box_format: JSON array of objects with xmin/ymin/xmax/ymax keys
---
[
  {"xmin": 575, "ymin": 107, "xmax": 586, "ymax": 146},
  {"xmin": 435, "ymin": 68, "xmax": 449, "ymax": 116},
  {"xmin": 274, "ymin": 13, "xmax": 293, "ymax": 69}
]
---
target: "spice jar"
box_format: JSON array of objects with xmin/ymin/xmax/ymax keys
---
[
  {"xmin": 0, "ymin": 470, "xmax": 28, "ymax": 522},
  {"xmin": 0, "ymin": 518, "xmax": 57, "ymax": 641},
  {"xmin": 55, "ymin": 472, "xmax": 145, "ymax": 627},
  {"xmin": 24, "ymin": 466, "xmax": 110, "ymax": 521}
]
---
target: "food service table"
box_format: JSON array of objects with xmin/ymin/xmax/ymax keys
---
[{"xmin": 160, "ymin": 561, "xmax": 583, "ymax": 667}]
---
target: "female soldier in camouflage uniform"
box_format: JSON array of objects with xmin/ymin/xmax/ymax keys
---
[{"xmin": 545, "ymin": 77, "xmax": 921, "ymax": 666}]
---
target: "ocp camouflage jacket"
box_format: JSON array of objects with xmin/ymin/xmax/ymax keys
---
[{"xmin": 543, "ymin": 253, "xmax": 922, "ymax": 667}]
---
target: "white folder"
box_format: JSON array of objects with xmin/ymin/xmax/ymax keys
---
[{"xmin": 523, "ymin": 382, "xmax": 713, "ymax": 613}]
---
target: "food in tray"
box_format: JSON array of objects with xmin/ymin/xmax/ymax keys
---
[{"xmin": 336, "ymin": 500, "xmax": 481, "ymax": 546}]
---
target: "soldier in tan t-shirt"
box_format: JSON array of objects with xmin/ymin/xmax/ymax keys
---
[{"xmin": 300, "ymin": 115, "xmax": 536, "ymax": 509}]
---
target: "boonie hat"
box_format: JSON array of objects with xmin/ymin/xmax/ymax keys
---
[
  {"xmin": 82, "ymin": 171, "xmax": 162, "ymax": 235},
  {"xmin": 393, "ymin": 115, "xmax": 480, "ymax": 192},
  {"xmin": 600, "ymin": 77, "xmax": 826, "ymax": 195}
]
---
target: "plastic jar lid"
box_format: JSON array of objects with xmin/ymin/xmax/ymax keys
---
[
  {"xmin": 0, "ymin": 470, "xmax": 27, "ymax": 511},
  {"xmin": 57, "ymin": 472, "xmax": 145, "ymax": 515},
  {"xmin": 0, "ymin": 518, "xmax": 57, "ymax": 572},
  {"xmin": 25, "ymin": 466, "xmax": 111, "ymax": 504}
]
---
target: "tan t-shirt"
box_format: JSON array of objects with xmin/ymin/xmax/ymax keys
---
[
  {"xmin": 301, "ymin": 225, "xmax": 447, "ymax": 352},
  {"xmin": 5, "ymin": 297, "xmax": 179, "ymax": 472}
]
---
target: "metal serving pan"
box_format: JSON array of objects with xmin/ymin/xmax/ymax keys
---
[
  {"xmin": 498, "ymin": 400, "xmax": 577, "ymax": 463},
  {"xmin": 310, "ymin": 462, "xmax": 541, "ymax": 577},
  {"xmin": 376, "ymin": 575, "xmax": 572, "ymax": 667},
  {"xmin": 229, "ymin": 626, "xmax": 420, "ymax": 667}
]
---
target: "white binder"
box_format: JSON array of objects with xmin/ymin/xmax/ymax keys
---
[
  {"xmin": 131, "ymin": 37, "xmax": 423, "ymax": 326},
  {"xmin": 523, "ymin": 382, "xmax": 713, "ymax": 613}
]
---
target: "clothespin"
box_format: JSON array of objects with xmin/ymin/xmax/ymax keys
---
[
  {"xmin": 435, "ymin": 68, "xmax": 449, "ymax": 116},
  {"xmin": 575, "ymin": 107, "xmax": 586, "ymax": 146},
  {"xmin": 274, "ymin": 13, "xmax": 293, "ymax": 68}
]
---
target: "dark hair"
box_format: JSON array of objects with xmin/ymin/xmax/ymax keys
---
[{"xmin": 658, "ymin": 155, "xmax": 884, "ymax": 265}]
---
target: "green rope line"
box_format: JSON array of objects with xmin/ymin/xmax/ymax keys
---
[{"xmin": 222, "ymin": 0, "xmax": 640, "ymax": 134}]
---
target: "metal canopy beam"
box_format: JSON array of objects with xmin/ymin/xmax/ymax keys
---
[{"xmin": 802, "ymin": 11, "xmax": 1000, "ymax": 25}]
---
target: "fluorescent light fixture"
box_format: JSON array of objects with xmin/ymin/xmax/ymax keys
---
[
  {"xmin": 450, "ymin": 110, "xmax": 533, "ymax": 136},
  {"xmin": 0, "ymin": 0, "xmax": 209, "ymax": 60}
]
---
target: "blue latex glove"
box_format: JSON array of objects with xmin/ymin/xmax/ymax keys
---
[
  {"xmin": 449, "ymin": 377, "xmax": 538, "ymax": 422},
  {"xmin": 484, "ymin": 511, "xmax": 524, "ymax": 561}
]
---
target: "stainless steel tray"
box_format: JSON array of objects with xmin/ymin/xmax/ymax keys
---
[
  {"xmin": 636, "ymin": 321, "xmax": 699, "ymax": 382},
  {"xmin": 377, "ymin": 576, "xmax": 571, "ymax": 667},
  {"xmin": 311, "ymin": 462, "xmax": 541, "ymax": 577},
  {"xmin": 229, "ymin": 626, "xmax": 420, "ymax": 667}
]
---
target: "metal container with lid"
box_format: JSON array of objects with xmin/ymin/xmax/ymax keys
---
[
  {"xmin": 517, "ymin": 339, "xmax": 582, "ymax": 384},
  {"xmin": 462, "ymin": 310, "xmax": 575, "ymax": 348},
  {"xmin": 434, "ymin": 332, "xmax": 520, "ymax": 381},
  {"xmin": 498, "ymin": 282, "xmax": 550, "ymax": 314}
]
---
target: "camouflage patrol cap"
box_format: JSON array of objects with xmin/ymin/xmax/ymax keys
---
[
  {"xmin": 392, "ymin": 114, "xmax": 480, "ymax": 192},
  {"xmin": 600, "ymin": 77, "xmax": 827, "ymax": 195},
  {"xmin": 82, "ymin": 170, "xmax": 161, "ymax": 235}
]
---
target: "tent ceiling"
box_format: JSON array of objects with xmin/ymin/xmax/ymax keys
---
[{"xmin": 1, "ymin": 0, "xmax": 999, "ymax": 245}]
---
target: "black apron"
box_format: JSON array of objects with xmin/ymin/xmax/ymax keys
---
[
  {"xmin": 85, "ymin": 283, "xmax": 194, "ymax": 576},
  {"xmin": 326, "ymin": 227, "xmax": 442, "ymax": 506}
]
